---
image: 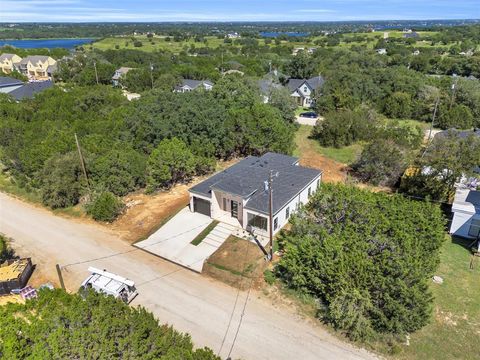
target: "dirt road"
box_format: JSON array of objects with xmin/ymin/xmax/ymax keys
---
[{"xmin": 0, "ymin": 192, "xmax": 376, "ymax": 360}]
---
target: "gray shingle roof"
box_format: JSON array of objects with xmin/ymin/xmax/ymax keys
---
[
  {"xmin": 258, "ymin": 79, "xmax": 283, "ymax": 96},
  {"xmin": 8, "ymin": 80, "xmax": 53, "ymax": 100},
  {"xmin": 0, "ymin": 53, "xmax": 21, "ymax": 63},
  {"xmin": 435, "ymin": 129, "xmax": 480, "ymax": 140},
  {"xmin": 286, "ymin": 76, "xmax": 324, "ymax": 93},
  {"xmin": 0, "ymin": 76, "xmax": 23, "ymax": 88},
  {"xmin": 20, "ymin": 55, "xmax": 51, "ymax": 65},
  {"xmin": 179, "ymin": 79, "xmax": 213, "ymax": 90},
  {"xmin": 190, "ymin": 152, "xmax": 321, "ymax": 215}
]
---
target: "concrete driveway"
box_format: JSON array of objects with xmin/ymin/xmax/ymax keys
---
[{"xmin": 135, "ymin": 207, "xmax": 233, "ymax": 272}]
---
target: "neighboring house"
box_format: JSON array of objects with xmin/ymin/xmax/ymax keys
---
[
  {"xmin": 292, "ymin": 47, "xmax": 305, "ymax": 56},
  {"xmin": 404, "ymin": 32, "xmax": 419, "ymax": 39},
  {"xmin": 174, "ymin": 79, "xmax": 213, "ymax": 93},
  {"xmin": 0, "ymin": 53, "xmax": 22, "ymax": 74},
  {"xmin": 226, "ymin": 32, "xmax": 240, "ymax": 39},
  {"xmin": 376, "ymin": 48, "xmax": 387, "ymax": 55},
  {"xmin": 286, "ymin": 75, "xmax": 324, "ymax": 108},
  {"xmin": 18, "ymin": 55, "xmax": 57, "ymax": 81},
  {"xmin": 0, "ymin": 76, "xmax": 23, "ymax": 93},
  {"xmin": 7, "ymin": 80, "xmax": 53, "ymax": 101},
  {"xmin": 189, "ymin": 152, "xmax": 322, "ymax": 239},
  {"xmin": 258, "ymin": 78, "xmax": 283, "ymax": 103},
  {"xmin": 112, "ymin": 67, "xmax": 133, "ymax": 87},
  {"xmin": 450, "ymin": 188, "xmax": 480, "ymax": 251}
]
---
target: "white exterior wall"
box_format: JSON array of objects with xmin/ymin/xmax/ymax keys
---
[
  {"xmin": 244, "ymin": 173, "xmax": 322, "ymax": 236},
  {"xmin": 211, "ymin": 190, "xmax": 243, "ymax": 224},
  {"xmin": 272, "ymin": 174, "xmax": 321, "ymax": 235},
  {"xmin": 450, "ymin": 211, "xmax": 477, "ymax": 238}
]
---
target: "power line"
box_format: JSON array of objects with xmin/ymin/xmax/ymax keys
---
[{"xmin": 61, "ymin": 221, "xmax": 208, "ymax": 269}]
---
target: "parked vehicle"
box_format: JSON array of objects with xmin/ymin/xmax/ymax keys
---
[
  {"xmin": 80, "ymin": 267, "xmax": 138, "ymax": 304},
  {"xmin": 299, "ymin": 111, "xmax": 318, "ymax": 118}
]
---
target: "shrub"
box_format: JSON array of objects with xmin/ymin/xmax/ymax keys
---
[
  {"xmin": 263, "ymin": 269, "xmax": 276, "ymax": 285},
  {"xmin": 39, "ymin": 152, "xmax": 85, "ymax": 209},
  {"xmin": 276, "ymin": 184, "xmax": 445, "ymax": 341},
  {"xmin": 87, "ymin": 192, "xmax": 124, "ymax": 222},
  {"xmin": 133, "ymin": 40, "xmax": 143, "ymax": 47},
  {"xmin": 353, "ymin": 139, "xmax": 408, "ymax": 187}
]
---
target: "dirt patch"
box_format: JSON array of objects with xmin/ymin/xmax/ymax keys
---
[
  {"xmin": 299, "ymin": 150, "xmax": 347, "ymax": 184},
  {"xmin": 203, "ymin": 235, "xmax": 268, "ymax": 290}
]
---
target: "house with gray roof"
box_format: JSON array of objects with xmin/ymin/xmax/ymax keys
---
[
  {"xmin": 112, "ymin": 67, "xmax": 133, "ymax": 87},
  {"xmin": 0, "ymin": 76, "xmax": 23, "ymax": 94},
  {"xmin": 450, "ymin": 187, "xmax": 480, "ymax": 252},
  {"xmin": 189, "ymin": 152, "xmax": 322, "ymax": 238},
  {"xmin": 174, "ymin": 79, "xmax": 213, "ymax": 93},
  {"xmin": 7, "ymin": 80, "xmax": 53, "ymax": 101},
  {"xmin": 286, "ymin": 75, "xmax": 324, "ymax": 108}
]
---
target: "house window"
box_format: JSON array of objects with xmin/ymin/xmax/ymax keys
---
[
  {"xmin": 223, "ymin": 198, "xmax": 227, "ymax": 211},
  {"xmin": 247, "ymin": 213, "xmax": 267, "ymax": 231},
  {"xmin": 273, "ymin": 217, "xmax": 278, "ymax": 230},
  {"xmin": 303, "ymin": 86, "xmax": 308, "ymax": 93},
  {"xmin": 308, "ymin": 187, "xmax": 312, "ymax": 197},
  {"xmin": 286, "ymin": 206, "xmax": 290, "ymax": 219},
  {"xmin": 317, "ymin": 179, "xmax": 320, "ymax": 188},
  {"xmin": 468, "ymin": 218, "xmax": 480, "ymax": 237}
]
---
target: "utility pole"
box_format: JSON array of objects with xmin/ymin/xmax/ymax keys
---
[
  {"xmin": 268, "ymin": 170, "xmax": 274, "ymax": 261},
  {"xmin": 150, "ymin": 63, "xmax": 154, "ymax": 89},
  {"xmin": 449, "ymin": 73, "xmax": 458, "ymax": 110},
  {"xmin": 74, "ymin": 133, "xmax": 91, "ymax": 193},
  {"xmin": 427, "ymin": 97, "xmax": 440, "ymax": 143},
  {"xmin": 93, "ymin": 61, "xmax": 99, "ymax": 85}
]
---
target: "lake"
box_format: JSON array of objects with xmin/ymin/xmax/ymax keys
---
[
  {"xmin": 0, "ymin": 38, "xmax": 94, "ymax": 49},
  {"xmin": 260, "ymin": 32, "xmax": 309, "ymax": 38}
]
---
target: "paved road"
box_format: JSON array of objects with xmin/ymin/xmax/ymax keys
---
[{"xmin": 0, "ymin": 192, "xmax": 377, "ymax": 360}]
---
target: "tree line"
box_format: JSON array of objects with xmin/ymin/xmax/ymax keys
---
[{"xmin": 0, "ymin": 76, "xmax": 295, "ymax": 220}]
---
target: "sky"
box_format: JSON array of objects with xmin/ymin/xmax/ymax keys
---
[{"xmin": 1, "ymin": 0, "xmax": 480, "ymax": 23}]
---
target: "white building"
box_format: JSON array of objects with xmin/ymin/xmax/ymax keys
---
[
  {"xmin": 174, "ymin": 79, "xmax": 213, "ymax": 93},
  {"xmin": 286, "ymin": 76, "xmax": 324, "ymax": 108},
  {"xmin": 189, "ymin": 153, "xmax": 322, "ymax": 240},
  {"xmin": 450, "ymin": 188, "xmax": 480, "ymax": 251}
]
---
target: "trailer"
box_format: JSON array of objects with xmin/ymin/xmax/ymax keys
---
[{"xmin": 80, "ymin": 267, "xmax": 138, "ymax": 304}]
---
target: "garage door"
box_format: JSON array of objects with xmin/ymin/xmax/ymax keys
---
[{"xmin": 193, "ymin": 197, "xmax": 211, "ymax": 217}]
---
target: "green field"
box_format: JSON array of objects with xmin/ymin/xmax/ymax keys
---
[
  {"xmin": 92, "ymin": 35, "xmax": 272, "ymax": 53},
  {"xmin": 394, "ymin": 236, "xmax": 480, "ymax": 360}
]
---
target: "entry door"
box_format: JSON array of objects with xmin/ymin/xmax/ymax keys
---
[{"xmin": 231, "ymin": 200, "xmax": 238, "ymax": 219}]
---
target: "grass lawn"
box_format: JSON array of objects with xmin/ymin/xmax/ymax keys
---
[
  {"xmin": 394, "ymin": 236, "xmax": 480, "ymax": 360},
  {"xmin": 92, "ymin": 35, "xmax": 272, "ymax": 53},
  {"xmin": 191, "ymin": 220, "xmax": 219, "ymax": 246},
  {"xmin": 294, "ymin": 125, "xmax": 362, "ymax": 165}
]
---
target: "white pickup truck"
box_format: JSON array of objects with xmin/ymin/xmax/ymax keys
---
[{"xmin": 80, "ymin": 267, "xmax": 138, "ymax": 304}]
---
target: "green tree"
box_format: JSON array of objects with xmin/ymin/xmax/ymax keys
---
[
  {"xmin": 38, "ymin": 152, "xmax": 86, "ymax": 209},
  {"xmin": 437, "ymin": 104, "xmax": 474, "ymax": 129},
  {"xmin": 354, "ymin": 139, "xmax": 408, "ymax": 186},
  {"xmin": 0, "ymin": 289, "xmax": 219, "ymax": 359},
  {"xmin": 383, "ymin": 91, "xmax": 413, "ymax": 119},
  {"xmin": 276, "ymin": 184, "xmax": 445, "ymax": 341},
  {"xmin": 87, "ymin": 191, "xmax": 124, "ymax": 222},
  {"xmin": 147, "ymin": 138, "xmax": 196, "ymax": 192},
  {"xmin": 91, "ymin": 148, "xmax": 146, "ymax": 196},
  {"xmin": 268, "ymin": 87, "xmax": 298, "ymax": 123}
]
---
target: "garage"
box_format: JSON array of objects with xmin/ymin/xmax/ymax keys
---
[{"xmin": 193, "ymin": 197, "xmax": 211, "ymax": 217}]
